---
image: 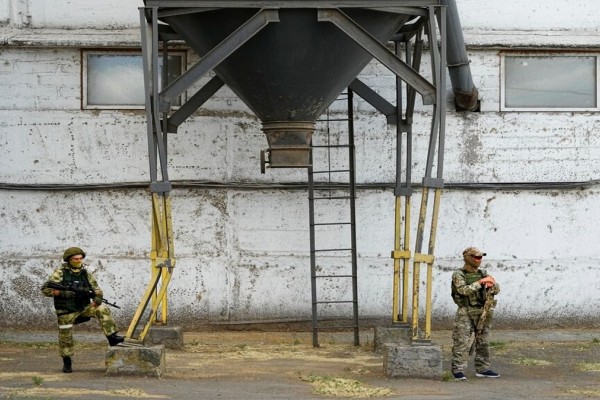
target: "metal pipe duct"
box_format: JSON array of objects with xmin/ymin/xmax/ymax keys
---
[{"xmin": 438, "ymin": 0, "xmax": 479, "ymax": 111}]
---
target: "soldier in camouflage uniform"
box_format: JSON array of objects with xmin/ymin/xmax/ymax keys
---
[
  {"xmin": 451, "ymin": 247, "xmax": 500, "ymax": 380},
  {"xmin": 41, "ymin": 247, "xmax": 124, "ymax": 373}
]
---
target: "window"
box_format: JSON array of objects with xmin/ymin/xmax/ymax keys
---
[
  {"xmin": 501, "ymin": 53, "xmax": 599, "ymax": 111},
  {"xmin": 82, "ymin": 50, "xmax": 186, "ymax": 109}
]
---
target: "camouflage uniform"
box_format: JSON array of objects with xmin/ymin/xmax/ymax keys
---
[
  {"xmin": 451, "ymin": 248, "xmax": 500, "ymax": 375},
  {"xmin": 42, "ymin": 262, "xmax": 119, "ymax": 358}
]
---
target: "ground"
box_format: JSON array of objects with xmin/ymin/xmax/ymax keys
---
[{"xmin": 1, "ymin": 328, "xmax": 599, "ymax": 399}]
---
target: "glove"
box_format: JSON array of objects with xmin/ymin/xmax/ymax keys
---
[
  {"xmin": 62, "ymin": 290, "xmax": 76, "ymax": 298},
  {"xmin": 93, "ymin": 296, "xmax": 103, "ymax": 306}
]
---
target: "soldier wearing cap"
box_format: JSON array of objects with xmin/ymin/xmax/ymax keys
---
[
  {"xmin": 41, "ymin": 247, "xmax": 124, "ymax": 373},
  {"xmin": 450, "ymin": 247, "xmax": 500, "ymax": 380}
]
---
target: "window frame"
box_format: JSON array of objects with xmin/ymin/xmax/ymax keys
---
[
  {"xmin": 81, "ymin": 49, "xmax": 187, "ymax": 110},
  {"xmin": 500, "ymin": 51, "xmax": 600, "ymax": 112}
]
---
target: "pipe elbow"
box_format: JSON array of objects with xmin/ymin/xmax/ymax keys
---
[{"xmin": 454, "ymin": 87, "xmax": 480, "ymax": 112}]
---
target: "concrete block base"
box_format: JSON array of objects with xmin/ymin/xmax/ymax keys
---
[
  {"xmin": 144, "ymin": 326, "xmax": 184, "ymax": 349},
  {"xmin": 373, "ymin": 325, "xmax": 412, "ymax": 351},
  {"xmin": 105, "ymin": 345, "xmax": 166, "ymax": 378},
  {"xmin": 383, "ymin": 342, "xmax": 443, "ymax": 380}
]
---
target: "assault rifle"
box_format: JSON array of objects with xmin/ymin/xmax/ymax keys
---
[
  {"xmin": 468, "ymin": 288, "xmax": 495, "ymax": 355},
  {"xmin": 46, "ymin": 281, "xmax": 120, "ymax": 309}
]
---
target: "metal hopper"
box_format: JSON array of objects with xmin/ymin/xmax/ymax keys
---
[{"xmin": 160, "ymin": 8, "xmax": 411, "ymax": 166}]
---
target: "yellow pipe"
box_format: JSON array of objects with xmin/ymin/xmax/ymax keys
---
[
  {"xmin": 412, "ymin": 187, "xmax": 430, "ymax": 339},
  {"xmin": 424, "ymin": 262, "xmax": 433, "ymax": 340},
  {"xmin": 140, "ymin": 268, "xmax": 173, "ymax": 341},
  {"xmin": 401, "ymin": 196, "xmax": 411, "ymax": 324},
  {"xmin": 392, "ymin": 196, "xmax": 401, "ymax": 323},
  {"xmin": 424, "ymin": 188, "xmax": 442, "ymax": 339},
  {"xmin": 411, "ymin": 260, "xmax": 420, "ymax": 339},
  {"xmin": 125, "ymin": 261, "xmax": 161, "ymax": 339}
]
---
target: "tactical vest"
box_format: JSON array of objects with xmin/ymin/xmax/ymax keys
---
[
  {"xmin": 451, "ymin": 269, "xmax": 486, "ymax": 307},
  {"xmin": 53, "ymin": 265, "xmax": 92, "ymax": 314}
]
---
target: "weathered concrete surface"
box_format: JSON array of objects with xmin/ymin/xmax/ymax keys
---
[
  {"xmin": 383, "ymin": 342, "xmax": 443, "ymax": 380},
  {"xmin": 457, "ymin": 0, "xmax": 600, "ymax": 31},
  {"xmin": 373, "ymin": 325, "xmax": 412, "ymax": 351},
  {"xmin": 105, "ymin": 344, "xmax": 165, "ymax": 377},
  {"xmin": 1, "ymin": 0, "xmax": 600, "ymax": 329},
  {"xmin": 3, "ymin": 185, "xmax": 600, "ymax": 328},
  {"xmin": 142, "ymin": 326, "xmax": 184, "ymax": 350}
]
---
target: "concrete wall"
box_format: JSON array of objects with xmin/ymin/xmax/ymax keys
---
[{"xmin": 1, "ymin": 0, "xmax": 600, "ymax": 329}]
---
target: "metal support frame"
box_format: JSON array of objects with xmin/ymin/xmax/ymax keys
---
[
  {"xmin": 131, "ymin": 1, "xmax": 445, "ymax": 344},
  {"xmin": 126, "ymin": 7, "xmax": 176, "ymax": 342},
  {"xmin": 126, "ymin": 6, "xmax": 281, "ymax": 342},
  {"xmin": 318, "ymin": 9, "xmax": 436, "ymax": 105},
  {"xmin": 409, "ymin": 6, "xmax": 446, "ymax": 342},
  {"xmin": 342, "ymin": 5, "xmax": 446, "ymax": 342}
]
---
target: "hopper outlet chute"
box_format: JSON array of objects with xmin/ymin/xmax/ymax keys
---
[
  {"xmin": 261, "ymin": 121, "xmax": 314, "ymax": 168},
  {"xmin": 159, "ymin": 7, "xmax": 412, "ymax": 168}
]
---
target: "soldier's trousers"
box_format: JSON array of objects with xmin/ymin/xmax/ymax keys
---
[
  {"xmin": 451, "ymin": 305, "xmax": 492, "ymax": 373},
  {"xmin": 56, "ymin": 304, "xmax": 119, "ymax": 357}
]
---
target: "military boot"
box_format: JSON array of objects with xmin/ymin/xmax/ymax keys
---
[
  {"xmin": 62, "ymin": 356, "xmax": 72, "ymax": 373},
  {"xmin": 107, "ymin": 332, "xmax": 125, "ymax": 346}
]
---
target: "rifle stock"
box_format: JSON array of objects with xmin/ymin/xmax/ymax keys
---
[
  {"xmin": 45, "ymin": 281, "xmax": 120, "ymax": 309},
  {"xmin": 467, "ymin": 288, "xmax": 494, "ymax": 355}
]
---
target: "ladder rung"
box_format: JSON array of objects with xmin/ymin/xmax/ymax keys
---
[
  {"xmin": 315, "ymin": 274, "xmax": 354, "ymax": 278},
  {"xmin": 311, "ymin": 170, "xmax": 351, "ymax": 174},
  {"xmin": 316, "ymin": 118, "xmax": 349, "ymax": 122},
  {"xmin": 315, "ymin": 300, "xmax": 355, "ymax": 304},
  {"xmin": 313, "ymin": 222, "xmax": 352, "ymax": 226},
  {"xmin": 314, "ymin": 325, "xmax": 359, "ymax": 330},
  {"xmin": 313, "ymin": 248, "xmax": 353, "ymax": 252},
  {"xmin": 311, "ymin": 196, "xmax": 353, "ymax": 200}
]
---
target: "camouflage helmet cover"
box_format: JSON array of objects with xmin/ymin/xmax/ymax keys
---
[
  {"xmin": 63, "ymin": 247, "xmax": 86, "ymax": 261},
  {"xmin": 462, "ymin": 247, "xmax": 486, "ymax": 257}
]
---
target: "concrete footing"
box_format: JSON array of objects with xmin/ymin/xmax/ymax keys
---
[
  {"xmin": 143, "ymin": 326, "xmax": 184, "ymax": 349},
  {"xmin": 382, "ymin": 342, "xmax": 443, "ymax": 380},
  {"xmin": 373, "ymin": 325, "xmax": 412, "ymax": 351},
  {"xmin": 105, "ymin": 345, "xmax": 166, "ymax": 377}
]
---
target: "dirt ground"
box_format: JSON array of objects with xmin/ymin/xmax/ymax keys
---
[{"xmin": 1, "ymin": 328, "xmax": 599, "ymax": 400}]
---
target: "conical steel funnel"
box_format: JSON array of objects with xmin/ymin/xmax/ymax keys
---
[{"xmin": 161, "ymin": 8, "xmax": 411, "ymax": 166}]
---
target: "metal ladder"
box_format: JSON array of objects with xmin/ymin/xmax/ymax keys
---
[{"xmin": 308, "ymin": 89, "xmax": 359, "ymax": 347}]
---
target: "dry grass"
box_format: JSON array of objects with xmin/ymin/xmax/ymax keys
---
[
  {"xmin": 579, "ymin": 363, "xmax": 600, "ymax": 372},
  {"xmin": 298, "ymin": 373, "xmax": 393, "ymax": 398},
  {"xmin": 512, "ymin": 357, "xmax": 552, "ymax": 366},
  {"xmin": 563, "ymin": 387, "xmax": 600, "ymax": 397},
  {"xmin": 0, "ymin": 386, "xmax": 167, "ymax": 398}
]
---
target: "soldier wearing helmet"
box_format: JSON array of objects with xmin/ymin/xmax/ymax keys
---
[
  {"xmin": 450, "ymin": 247, "xmax": 501, "ymax": 381},
  {"xmin": 41, "ymin": 247, "xmax": 124, "ymax": 373}
]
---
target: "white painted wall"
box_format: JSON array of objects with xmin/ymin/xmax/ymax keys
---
[
  {"xmin": 1, "ymin": 0, "xmax": 599, "ymax": 328},
  {"xmin": 457, "ymin": 0, "xmax": 600, "ymax": 31}
]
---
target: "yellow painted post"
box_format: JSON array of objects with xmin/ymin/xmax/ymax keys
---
[
  {"xmin": 401, "ymin": 196, "xmax": 411, "ymax": 323},
  {"xmin": 424, "ymin": 188, "xmax": 442, "ymax": 339},
  {"xmin": 162, "ymin": 194, "xmax": 175, "ymax": 321},
  {"xmin": 125, "ymin": 192, "xmax": 175, "ymax": 342},
  {"xmin": 392, "ymin": 196, "xmax": 402, "ymax": 323},
  {"xmin": 392, "ymin": 196, "xmax": 412, "ymax": 324},
  {"xmin": 411, "ymin": 258, "xmax": 420, "ymax": 339},
  {"xmin": 412, "ymin": 186, "xmax": 430, "ymax": 339}
]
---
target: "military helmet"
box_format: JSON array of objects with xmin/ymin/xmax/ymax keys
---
[{"xmin": 63, "ymin": 247, "xmax": 86, "ymax": 261}]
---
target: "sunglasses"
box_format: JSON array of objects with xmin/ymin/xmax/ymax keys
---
[{"xmin": 471, "ymin": 256, "xmax": 483, "ymax": 260}]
